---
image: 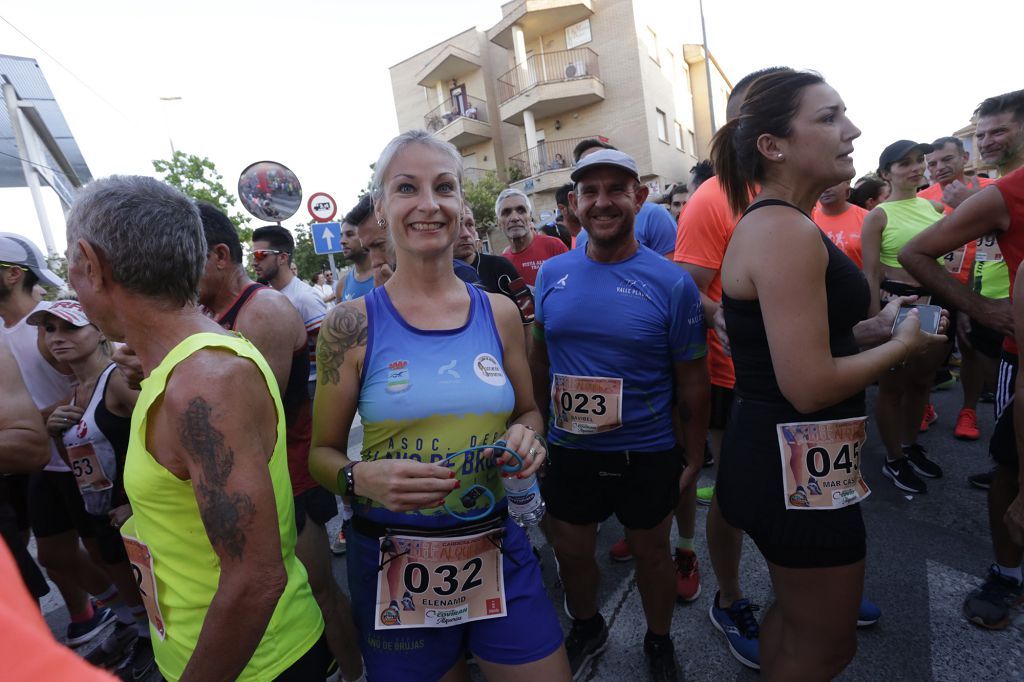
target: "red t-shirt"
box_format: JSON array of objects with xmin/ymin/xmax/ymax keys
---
[
  {"xmin": 918, "ymin": 178, "xmax": 995, "ymax": 284},
  {"xmin": 503, "ymin": 234, "xmax": 568, "ymax": 286},
  {"xmin": 811, "ymin": 202, "xmax": 868, "ymax": 269},
  {"xmin": 994, "ymin": 169, "xmax": 1024, "ymax": 354}
]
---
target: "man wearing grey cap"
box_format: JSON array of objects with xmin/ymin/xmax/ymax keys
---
[
  {"xmin": 529, "ymin": 149, "xmax": 710, "ymax": 681},
  {"xmin": 0, "ymin": 232, "xmax": 123, "ymax": 646}
]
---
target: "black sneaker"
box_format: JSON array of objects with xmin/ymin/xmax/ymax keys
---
[
  {"xmin": 882, "ymin": 458, "xmax": 927, "ymax": 493},
  {"xmin": 644, "ymin": 636, "xmax": 679, "ymax": 682},
  {"xmin": 902, "ymin": 444, "xmax": 943, "ymax": 479},
  {"xmin": 565, "ymin": 615, "xmax": 609, "ymax": 681},
  {"xmin": 66, "ymin": 605, "xmax": 116, "ymax": 647},
  {"xmin": 969, "ymin": 469, "xmax": 994, "ymax": 490},
  {"xmin": 703, "ymin": 441, "xmax": 714, "ymax": 468},
  {"xmin": 84, "ymin": 620, "xmax": 137, "ymax": 669},
  {"xmin": 126, "ymin": 636, "xmax": 156, "ymax": 680},
  {"xmin": 963, "ymin": 565, "xmax": 1024, "ymax": 630}
]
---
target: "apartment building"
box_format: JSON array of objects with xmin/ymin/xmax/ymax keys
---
[{"xmin": 388, "ymin": 0, "xmax": 730, "ymax": 234}]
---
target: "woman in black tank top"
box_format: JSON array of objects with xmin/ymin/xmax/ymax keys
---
[{"xmin": 711, "ymin": 70, "xmax": 948, "ymax": 681}]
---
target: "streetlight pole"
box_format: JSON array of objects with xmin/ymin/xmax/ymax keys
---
[
  {"xmin": 159, "ymin": 96, "xmax": 182, "ymax": 156},
  {"xmin": 699, "ymin": 0, "xmax": 717, "ymax": 136}
]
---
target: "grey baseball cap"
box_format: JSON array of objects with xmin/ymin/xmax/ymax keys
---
[
  {"xmin": 570, "ymin": 148, "xmax": 641, "ymax": 183},
  {"xmin": 0, "ymin": 232, "xmax": 63, "ymax": 288}
]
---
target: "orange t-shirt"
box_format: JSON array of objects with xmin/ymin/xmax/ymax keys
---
[
  {"xmin": 674, "ymin": 177, "xmax": 737, "ymax": 389},
  {"xmin": 811, "ymin": 203, "xmax": 868, "ymax": 269},
  {"xmin": 917, "ymin": 177, "xmax": 994, "ymax": 283},
  {"xmin": 0, "ymin": 543, "xmax": 116, "ymax": 681}
]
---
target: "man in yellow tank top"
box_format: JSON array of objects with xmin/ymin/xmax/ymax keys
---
[{"xmin": 65, "ymin": 176, "xmax": 328, "ymax": 681}]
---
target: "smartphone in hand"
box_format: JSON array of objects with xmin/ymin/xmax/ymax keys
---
[{"xmin": 892, "ymin": 304, "xmax": 942, "ymax": 335}]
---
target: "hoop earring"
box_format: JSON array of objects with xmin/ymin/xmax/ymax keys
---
[{"xmin": 377, "ymin": 218, "xmax": 386, "ymax": 228}]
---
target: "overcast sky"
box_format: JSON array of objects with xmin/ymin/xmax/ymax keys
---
[{"xmin": 2, "ymin": 0, "xmax": 1022, "ymax": 255}]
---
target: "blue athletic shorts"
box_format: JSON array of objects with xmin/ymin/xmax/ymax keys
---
[{"xmin": 346, "ymin": 516, "xmax": 563, "ymax": 681}]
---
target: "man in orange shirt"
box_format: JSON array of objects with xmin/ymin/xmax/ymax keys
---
[
  {"xmin": 919, "ymin": 137, "xmax": 998, "ymax": 440},
  {"xmin": 812, "ymin": 181, "xmax": 868, "ymax": 268}
]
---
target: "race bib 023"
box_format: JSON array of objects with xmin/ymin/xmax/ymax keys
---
[
  {"xmin": 777, "ymin": 417, "xmax": 871, "ymax": 511},
  {"xmin": 375, "ymin": 529, "xmax": 506, "ymax": 630},
  {"xmin": 551, "ymin": 374, "xmax": 623, "ymax": 435}
]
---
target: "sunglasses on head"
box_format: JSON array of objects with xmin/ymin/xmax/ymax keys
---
[{"xmin": 251, "ymin": 249, "xmax": 283, "ymax": 262}]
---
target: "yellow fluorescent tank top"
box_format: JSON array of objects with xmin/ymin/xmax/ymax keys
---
[
  {"xmin": 878, "ymin": 198, "xmax": 943, "ymax": 267},
  {"xmin": 120, "ymin": 332, "xmax": 322, "ymax": 681}
]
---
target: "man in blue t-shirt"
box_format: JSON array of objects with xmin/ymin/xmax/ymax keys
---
[{"xmin": 530, "ymin": 148, "xmax": 709, "ymax": 679}]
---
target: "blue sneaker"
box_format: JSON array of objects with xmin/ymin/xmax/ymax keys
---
[
  {"xmin": 857, "ymin": 597, "xmax": 881, "ymax": 627},
  {"xmin": 708, "ymin": 591, "xmax": 760, "ymax": 670},
  {"xmin": 66, "ymin": 605, "xmax": 116, "ymax": 647}
]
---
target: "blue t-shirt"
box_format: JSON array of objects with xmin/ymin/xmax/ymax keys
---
[
  {"xmin": 340, "ymin": 267, "xmax": 375, "ymax": 301},
  {"xmin": 534, "ymin": 244, "xmax": 707, "ymax": 451},
  {"xmin": 575, "ymin": 202, "xmax": 676, "ymax": 255}
]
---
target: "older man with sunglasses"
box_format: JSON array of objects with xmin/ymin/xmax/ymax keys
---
[{"xmin": 252, "ymin": 225, "xmax": 328, "ymax": 396}]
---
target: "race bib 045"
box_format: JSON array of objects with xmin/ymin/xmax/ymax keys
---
[
  {"xmin": 777, "ymin": 417, "xmax": 870, "ymax": 511},
  {"xmin": 551, "ymin": 374, "xmax": 623, "ymax": 435},
  {"xmin": 374, "ymin": 529, "xmax": 506, "ymax": 630}
]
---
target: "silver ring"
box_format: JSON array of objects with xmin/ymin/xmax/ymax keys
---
[{"xmin": 528, "ymin": 447, "xmax": 537, "ymax": 457}]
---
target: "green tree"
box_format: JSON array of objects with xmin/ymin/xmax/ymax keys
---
[
  {"xmin": 357, "ymin": 163, "xmax": 376, "ymax": 198},
  {"xmin": 463, "ymin": 170, "xmax": 506, "ymax": 234},
  {"xmin": 152, "ymin": 151, "xmax": 252, "ymax": 242}
]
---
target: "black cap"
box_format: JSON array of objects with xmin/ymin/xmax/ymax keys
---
[{"xmin": 878, "ymin": 140, "xmax": 934, "ymax": 172}]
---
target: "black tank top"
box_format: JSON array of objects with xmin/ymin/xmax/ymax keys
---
[
  {"xmin": 216, "ymin": 283, "xmax": 310, "ymax": 413},
  {"xmin": 722, "ymin": 199, "xmax": 870, "ymax": 414}
]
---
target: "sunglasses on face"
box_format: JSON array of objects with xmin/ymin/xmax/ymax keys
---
[{"xmin": 251, "ymin": 249, "xmax": 283, "ymax": 262}]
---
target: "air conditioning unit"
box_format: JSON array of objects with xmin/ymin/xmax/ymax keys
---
[{"xmin": 564, "ymin": 61, "xmax": 587, "ymax": 79}]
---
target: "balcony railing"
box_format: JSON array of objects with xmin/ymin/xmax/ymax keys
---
[
  {"xmin": 508, "ymin": 135, "xmax": 601, "ymax": 180},
  {"xmin": 424, "ymin": 95, "xmax": 488, "ymax": 133},
  {"xmin": 497, "ymin": 48, "xmax": 600, "ymax": 104}
]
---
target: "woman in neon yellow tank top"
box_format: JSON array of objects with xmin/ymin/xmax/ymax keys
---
[{"xmin": 861, "ymin": 140, "xmax": 950, "ymax": 495}]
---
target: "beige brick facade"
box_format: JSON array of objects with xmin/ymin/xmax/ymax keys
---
[{"xmin": 388, "ymin": 0, "xmax": 730, "ymax": 225}]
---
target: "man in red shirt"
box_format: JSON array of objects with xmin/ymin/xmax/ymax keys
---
[
  {"xmin": 900, "ymin": 89, "xmax": 1024, "ymax": 630},
  {"xmin": 499, "ymin": 188, "xmax": 568, "ymax": 286},
  {"xmin": 919, "ymin": 137, "xmax": 998, "ymax": 440},
  {"xmin": 811, "ymin": 180, "xmax": 868, "ymax": 268}
]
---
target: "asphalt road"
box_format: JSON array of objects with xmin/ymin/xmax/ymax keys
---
[{"xmin": 41, "ymin": 385, "xmax": 1024, "ymax": 680}]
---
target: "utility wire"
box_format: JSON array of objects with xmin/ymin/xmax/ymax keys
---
[{"xmin": 0, "ymin": 14, "xmax": 129, "ymax": 119}]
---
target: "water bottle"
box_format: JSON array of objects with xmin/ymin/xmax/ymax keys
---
[{"xmin": 503, "ymin": 472, "xmax": 545, "ymax": 527}]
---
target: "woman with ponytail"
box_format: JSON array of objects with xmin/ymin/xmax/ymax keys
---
[{"xmin": 712, "ymin": 69, "xmax": 948, "ymax": 680}]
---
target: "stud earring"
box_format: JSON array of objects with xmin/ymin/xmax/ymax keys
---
[{"xmin": 777, "ymin": 153, "xmax": 784, "ymax": 159}]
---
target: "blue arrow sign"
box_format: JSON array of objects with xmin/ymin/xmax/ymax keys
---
[{"xmin": 312, "ymin": 221, "xmax": 342, "ymax": 255}]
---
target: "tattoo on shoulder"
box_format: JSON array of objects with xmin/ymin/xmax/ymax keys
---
[
  {"xmin": 317, "ymin": 304, "xmax": 368, "ymax": 386},
  {"xmin": 179, "ymin": 397, "xmax": 256, "ymax": 560}
]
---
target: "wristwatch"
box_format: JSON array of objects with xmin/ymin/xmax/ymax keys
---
[{"xmin": 337, "ymin": 462, "xmax": 359, "ymax": 498}]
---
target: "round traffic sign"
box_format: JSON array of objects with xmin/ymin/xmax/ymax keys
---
[{"xmin": 307, "ymin": 192, "xmax": 337, "ymax": 223}]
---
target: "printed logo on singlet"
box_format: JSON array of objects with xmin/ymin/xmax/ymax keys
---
[
  {"xmin": 386, "ymin": 360, "xmax": 411, "ymax": 394},
  {"xmin": 688, "ymin": 301, "xmax": 703, "ymax": 326},
  {"xmin": 555, "ymin": 274, "xmax": 569, "ymax": 289},
  {"xmin": 473, "ymin": 353, "xmax": 506, "ymax": 386},
  {"xmin": 76, "ymin": 420, "xmax": 88, "ymax": 438},
  {"xmin": 616, "ymin": 278, "xmax": 651, "ymax": 301},
  {"xmin": 437, "ymin": 360, "xmax": 461, "ymax": 383}
]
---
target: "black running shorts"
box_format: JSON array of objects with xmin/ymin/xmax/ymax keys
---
[
  {"xmin": 710, "ymin": 384, "xmax": 735, "ymax": 431},
  {"xmin": 990, "ymin": 352, "xmax": 1019, "ymax": 472},
  {"xmin": 968, "ymin": 317, "xmax": 1005, "ymax": 361},
  {"xmin": 28, "ymin": 470, "xmax": 127, "ymax": 564},
  {"xmin": 542, "ymin": 444, "xmax": 683, "ymax": 530}
]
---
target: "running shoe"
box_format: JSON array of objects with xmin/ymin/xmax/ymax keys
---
[
  {"xmin": 933, "ymin": 372, "xmax": 957, "ymax": 391},
  {"xmin": 66, "ymin": 605, "xmax": 116, "ymax": 647},
  {"xmin": 919, "ymin": 404, "xmax": 939, "ymax": 432},
  {"xmin": 401, "ymin": 592, "xmax": 415, "ymax": 611},
  {"xmin": 703, "ymin": 441, "xmax": 714, "ymax": 468},
  {"xmin": 129, "ymin": 636, "xmax": 156, "ymax": 680},
  {"xmin": 608, "ymin": 538, "xmax": 633, "ymax": 562},
  {"xmin": 882, "ymin": 458, "xmax": 927, "ymax": 494},
  {"xmin": 708, "ymin": 591, "xmax": 760, "ymax": 670},
  {"xmin": 330, "ymin": 528, "xmax": 347, "ymax": 556},
  {"xmin": 963, "ymin": 565, "xmax": 1024, "ymax": 630},
  {"xmin": 84, "ymin": 620, "xmax": 137, "ymax": 669},
  {"xmin": 674, "ymin": 549, "xmax": 701, "ymax": 603},
  {"xmin": 807, "ymin": 476, "xmax": 822, "ymax": 496},
  {"xmin": 954, "ymin": 408, "xmax": 981, "ymax": 440},
  {"xmin": 969, "ymin": 469, "xmax": 994, "ymax": 490},
  {"xmin": 980, "ymin": 391, "xmax": 996, "ymax": 404},
  {"xmin": 788, "ymin": 486, "xmax": 811, "ymax": 507},
  {"xmin": 565, "ymin": 615, "xmax": 609, "ymax": 680},
  {"xmin": 903, "ymin": 443, "xmax": 943, "ymax": 479},
  {"xmin": 857, "ymin": 597, "xmax": 882, "ymax": 627},
  {"xmin": 643, "ymin": 636, "xmax": 679, "ymax": 682},
  {"xmin": 696, "ymin": 485, "xmax": 715, "ymax": 506}
]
